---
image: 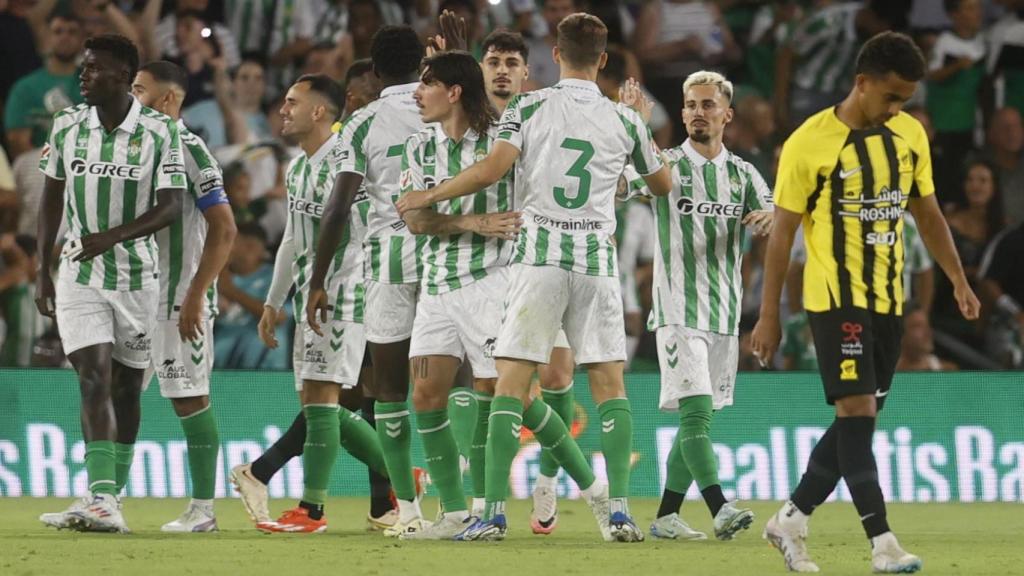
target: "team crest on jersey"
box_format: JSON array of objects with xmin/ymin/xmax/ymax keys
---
[
  {"xmin": 76, "ymin": 131, "xmax": 90, "ymax": 149},
  {"xmin": 128, "ymin": 141, "xmax": 142, "ymax": 158},
  {"xmin": 474, "ymin": 150, "xmax": 487, "ymax": 163},
  {"xmin": 730, "ymin": 175, "xmax": 742, "ymax": 193},
  {"xmin": 840, "ymin": 359, "xmax": 858, "ymax": 381}
]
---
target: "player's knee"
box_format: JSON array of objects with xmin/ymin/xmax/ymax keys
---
[
  {"xmin": 411, "ymin": 381, "xmax": 447, "ymax": 411},
  {"xmin": 170, "ymin": 395, "xmax": 209, "ymax": 418},
  {"xmin": 679, "ymin": 397, "xmax": 713, "ymax": 435},
  {"xmin": 835, "ymin": 394, "xmax": 877, "ymax": 417}
]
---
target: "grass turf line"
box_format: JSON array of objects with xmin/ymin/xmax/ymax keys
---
[{"xmin": 2, "ymin": 498, "xmax": 1021, "ymax": 575}]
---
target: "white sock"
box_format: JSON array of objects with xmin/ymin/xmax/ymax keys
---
[
  {"xmin": 398, "ymin": 499, "xmax": 422, "ymax": 524},
  {"xmin": 471, "ymin": 498, "xmax": 485, "ymax": 515},
  {"xmin": 780, "ymin": 500, "xmax": 810, "ymax": 528},
  {"xmin": 579, "ymin": 481, "xmax": 605, "ymax": 502},
  {"xmin": 445, "ymin": 509, "xmax": 469, "ymax": 522},
  {"xmin": 191, "ymin": 498, "xmax": 214, "ymax": 513},
  {"xmin": 535, "ymin": 474, "xmax": 557, "ymax": 491},
  {"xmin": 609, "ymin": 497, "xmax": 628, "ymax": 515}
]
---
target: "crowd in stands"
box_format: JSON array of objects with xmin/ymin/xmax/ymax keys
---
[{"xmin": 1, "ymin": 0, "xmax": 1023, "ymax": 372}]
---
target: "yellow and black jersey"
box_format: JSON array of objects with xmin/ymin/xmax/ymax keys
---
[{"xmin": 775, "ymin": 108, "xmax": 934, "ymax": 316}]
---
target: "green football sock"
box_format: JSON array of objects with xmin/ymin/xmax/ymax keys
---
[
  {"xmin": 538, "ymin": 384, "xmax": 574, "ymax": 478},
  {"xmin": 522, "ymin": 398, "xmax": 594, "ymax": 490},
  {"xmin": 678, "ymin": 395, "xmax": 719, "ymax": 490},
  {"xmin": 114, "ymin": 442, "xmax": 134, "ymax": 495},
  {"xmin": 665, "ymin": 428, "xmax": 694, "ymax": 495},
  {"xmin": 339, "ymin": 407, "xmax": 388, "ymax": 477},
  {"xmin": 85, "ymin": 440, "xmax": 117, "ymax": 495},
  {"xmin": 301, "ymin": 404, "xmax": 341, "ymax": 505},
  {"xmin": 598, "ymin": 398, "xmax": 633, "ymax": 499},
  {"xmin": 376, "ymin": 401, "xmax": 415, "ymax": 501},
  {"xmin": 180, "ymin": 406, "xmax": 220, "ymax": 500},
  {"xmin": 471, "ymin": 394, "xmax": 491, "ymax": 499},
  {"xmin": 448, "ymin": 389, "xmax": 477, "ymax": 461},
  {"xmin": 484, "ymin": 395, "xmax": 523, "ymax": 517},
  {"xmin": 418, "ymin": 408, "xmax": 467, "ymax": 513}
]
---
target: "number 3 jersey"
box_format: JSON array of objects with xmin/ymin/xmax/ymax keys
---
[
  {"xmin": 496, "ymin": 79, "xmax": 662, "ymax": 277},
  {"xmin": 277, "ymin": 132, "xmax": 368, "ymax": 322}
]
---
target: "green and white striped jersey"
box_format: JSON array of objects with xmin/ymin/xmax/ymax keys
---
[
  {"xmin": 790, "ymin": 2, "xmax": 860, "ymax": 94},
  {"xmin": 283, "ymin": 132, "xmax": 368, "ymax": 322},
  {"xmin": 39, "ymin": 98, "xmax": 187, "ymax": 291},
  {"xmin": 156, "ymin": 121, "xmax": 227, "ymax": 320},
  {"xmin": 646, "ymin": 141, "xmax": 773, "ymax": 336},
  {"xmin": 401, "ymin": 125, "xmax": 513, "ymax": 295},
  {"xmin": 497, "ymin": 79, "xmax": 662, "ymax": 277},
  {"xmin": 336, "ymin": 83, "xmax": 425, "ymax": 285},
  {"xmin": 901, "ymin": 214, "xmax": 932, "ymax": 304},
  {"xmin": 226, "ymin": 0, "xmax": 274, "ymax": 54}
]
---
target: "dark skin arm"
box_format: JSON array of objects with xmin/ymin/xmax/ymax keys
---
[
  {"xmin": 34, "ymin": 176, "xmax": 65, "ymax": 318},
  {"xmin": 74, "ymin": 188, "xmax": 183, "ymax": 262},
  {"xmin": 306, "ymin": 171, "xmax": 362, "ymax": 335}
]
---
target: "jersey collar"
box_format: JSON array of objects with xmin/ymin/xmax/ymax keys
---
[
  {"xmin": 555, "ymin": 78, "xmax": 602, "ymax": 94},
  {"xmin": 88, "ymin": 94, "xmax": 142, "ymax": 134},
  {"xmin": 681, "ymin": 138, "xmax": 728, "ymax": 169},
  {"xmin": 307, "ymin": 132, "xmax": 339, "ymax": 166},
  {"xmin": 435, "ymin": 124, "xmax": 480, "ymax": 144},
  {"xmin": 380, "ymin": 82, "xmax": 419, "ymax": 99}
]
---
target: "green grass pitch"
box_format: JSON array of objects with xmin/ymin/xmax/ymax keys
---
[{"xmin": 2, "ymin": 498, "xmax": 1021, "ymax": 575}]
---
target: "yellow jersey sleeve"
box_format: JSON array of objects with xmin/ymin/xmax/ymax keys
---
[
  {"xmin": 907, "ymin": 116, "xmax": 935, "ymax": 198},
  {"xmin": 773, "ymin": 133, "xmax": 817, "ymax": 214}
]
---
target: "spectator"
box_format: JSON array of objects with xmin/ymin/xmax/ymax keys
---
[
  {"xmin": 437, "ymin": 0, "xmax": 485, "ymax": 57},
  {"xmin": 987, "ymin": 0, "xmax": 1024, "ymax": 116},
  {"xmin": 215, "ymin": 223, "xmax": 290, "ymax": 369},
  {"xmin": 980, "ymin": 219, "xmax": 1024, "ymax": 367},
  {"xmin": 926, "ymin": 0, "xmax": 985, "ymax": 205},
  {"xmin": 596, "ymin": 47, "xmax": 672, "ymax": 148},
  {"xmin": 0, "ymin": 147, "xmax": 14, "ymax": 232},
  {"xmin": 933, "ymin": 159, "xmax": 1003, "ymax": 346},
  {"xmin": 226, "ymin": 0, "xmax": 274, "ymax": 57},
  {"xmin": 154, "ymin": 0, "xmax": 241, "ymax": 68},
  {"xmin": 0, "ymin": 234, "xmax": 43, "ymax": 367},
  {"xmin": 0, "ymin": 0, "xmax": 44, "ymax": 106},
  {"xmin": 980, "ymin": 107, "xmax": 1024, "ymax": 225},
  {"xmin": 3, "ymin": 11, "xmax": 84, "ymax": 161},
  {"xmin": 183, "ymin": 53, "xmax": 271, "ymax": 147},
  {"xmin": 523, "ymin": 0, "xmax": 579, "ymax": 89},
  {"xmin": 906, "ymin": 104, "xmax": 937, "ymax": 143},
  {"xmin": 745, "ymin": 1, "xmax": 803, "ymax": 100},
  {"xmin": 634, "ymin": 0, "xmax": 740, "ymax": 141},
  {"xmin": 223, "ymin": 161, "xmax": 271, "ymax": 227},
  {"xmin": 266, "ymin": 0, "xmax": 318, "ymax": 92},
  {"xmin": 774, "ymin": 0, "xmax": 902, "ymax": 131},
  {"xmin": 782, "ymin": 310, "xmax": 818, "ymax": 370},
  {"xmin": 896, "ymin": 306, "xmax": 958, "ymax": 371},
  {"xmin": 11, "ymin": 145, "xmax": 45, "ymax": 236},
  {"xmin": 166, "ymin": 9, "xmax": 222, "ymax": 107},
  {"xmin": 727, "ymin": 94, "xmax": 777, "ymax": 179}
]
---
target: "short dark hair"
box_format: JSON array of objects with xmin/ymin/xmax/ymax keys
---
[
  {"xmin": 233, "ymin": 52, "xmax": 266, "ymax": 78},
  {"xmin": 370, "ymin": 25, "xmax": 424, "ymax": 80},
  {"xmin": 294, "ymin": 74, "xmax": 345, "ymax": 121},
  {"xmin": 854, "ymin": 31, "xmax": 925, "ymax": 82},
  {"xmin": 421, "ymin": 50, "xmax": 498, "ymax": 136},
  {"xmin": 481, "ymin": 29, "xmax": 529, "ymax": 63},
  {"xmin": 236, "ymin": 222, "xmax": 267, "ymax": 244},
  {"xmin": 48, "ymin": 10, "xmax": 81, "ymax": 25},
  {"xmin": 350, "ymin": 0, "xmax": 383, "ymax": 18},
  {"xmin": 346, "ymin": 59, "xmax": 374, "ymax": 85},
  {"xmin": 139, "ymin": 60, "xmax": 189, "ymax": 94},
  {"xmin": 84, "ymin": 34, "xmax": 140, "ymax": 80},
  {"xmin": 556, "ymin": 13, "xmax": 607, "ymax": 68},
  {"xmin": 598, "ymin": 46, "xmax": 626, "ymax": 84},
  {"xmin": 439, "ymin": 0, "xmax": 477, "ymax": 16}
]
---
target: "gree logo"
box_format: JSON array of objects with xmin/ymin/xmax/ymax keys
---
[
  {"xmin": 69, "ymin": 159, "xmax": 143, "ymax": 180},
  {"xmin": 676, "ymin": 197, "xmax": 743, "ymax": 218}
]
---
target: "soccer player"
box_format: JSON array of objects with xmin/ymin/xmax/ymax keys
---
[
  {"xmin": 253, "ymin": 74, "xmax": 387, "ymax": 534},
  {"xmin": 631, "ymin": 70, "xmax": 768, "ymax": 542},
  {"xmin": 129, "ymin": 60, "xmax": 237, "ymax": 532},
  {"xmin": 751, "ymin": 32, "xmax": 980, "ymax": 573},
  {"xmin": 478, "ymin": 26, "xmax": 580, "ymax": 536},
  {"xmin": 231, "ymin": 59, "xmax": 405, "ymax": 533},
  {"xmin": 398, "ymin": 13, "xmax": 672, "ymax": 542},
  {"xmin": 306, "ymin": 25, "xmax": 431, "ymax": 537},
  {"xmin": 399, "ymin": 50, "xmax": 609, "ymax": 541},
  {"xmin": 36, "ymin": 35, "xmax": 187, "ymax": 533}
]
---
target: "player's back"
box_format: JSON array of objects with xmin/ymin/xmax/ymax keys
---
[
  {"xmin": 337, "ymin": 83, "xmax": 425, "ymax": 284},
  {"xmin": 499, "ymin": 79, "xmax": 659, "ymax": 277}
]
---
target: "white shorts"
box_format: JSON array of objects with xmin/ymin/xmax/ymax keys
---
[
  {"xmin": 364, "ymin": 281, "xmax": 419, "ymax": 344},
  {"xmin": 292, "ymin": 319, "xmax": 365, "ymax": 390},
  {"xmin": 495, "ymin": 264, "xmax": 625, "ymax": 365},
  {"xmin": 656, "ymin": 325, "xmax": 738, "ymax": 411},
  {"xmin": 553, "ymin": 329, "xmax": 570, "ymax": 350},
  {"xmin": 143, "ymin": 319, "xmax": 214, "ymax": 398},
  {"xmin": 54, "ymin": 278, "xmax": 158, "ymax": 369},
  {"xmin": 409, "ymin": 269, "xmax": 506, "ymax": 379}
]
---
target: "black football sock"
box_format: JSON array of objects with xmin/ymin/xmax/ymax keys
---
[
  {"xmin": 791, "ymin": 420, "xmax": 841, "ymax": 515},
  {"xmin": 657, "ymin": 489, "xmax": 686, "ymax": 519},
  {"xmin": 299, "ymin": 500, "xmax": 325, "ymax": 520},
  {"xmin": 251, "ymin": 411, "xmax": 307, "ymax": 485},
  {"xmin": 701, "ymin": 485, "xmax": 727, "ymax": 518},
  {"xmin": 836, "ymin": 416, "xmax": 890, "ymax": 538}
]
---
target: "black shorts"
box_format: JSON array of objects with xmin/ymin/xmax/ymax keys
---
[{"xmin": 807, "ymin": 307, "xmax": 903, "ymax": 409}]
